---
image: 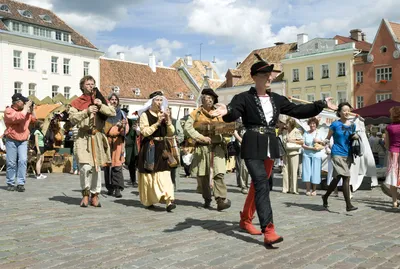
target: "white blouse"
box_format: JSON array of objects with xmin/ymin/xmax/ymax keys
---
[{"xmin": 259, "ymin": 96, "xmax": 273, "ymax": 124}]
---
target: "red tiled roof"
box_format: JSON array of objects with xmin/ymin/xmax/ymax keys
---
[
  {"xmin": 334, "ymin": 35, "xmax": 371, "ymax": 52},
  {"xmin": 0, "ymin": 0, "xmax": 96, "ymax": 49},
  {"xmin": 100, "ymin": 58, "xmax": 194, "ymax": 101},
  {"xmin": 389, "ymin": 21, "xmax": 400, "ymax": 42}
]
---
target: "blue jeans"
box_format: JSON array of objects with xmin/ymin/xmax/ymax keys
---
[
  {"xmin": 72, "ymin": 155, "xmax": 78, "ymax": 171},
  {"xmin": 5, "ymin": 139, "xmax": 28, "ymax": 186}
]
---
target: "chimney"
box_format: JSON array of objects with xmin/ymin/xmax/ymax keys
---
[
  {"xmin": 361, "ymin": 32, "xmax": 366, "ymax": 41},
  {"xmin": 274, "ymin": 42, "xmax": 285, "ymax": 46},
  {"xmin": 148, "ymin": 53, "xmax": 156, "ymax": 72},
  {"xmin": 117, "ymin": 52, "xmax": 125, "ymax": 61},
  {"xmin": 297, "ymin": 33, "xmax": 308, "ymax": 46},
  {"xmin": 212, "ymin": 56, "xmax": 216, "ymax": 63},
  {"xmin": 184, "ymin": 54, "xmax": 193, "ymax": 67},
  {"xmin": 157, "ymin": 60, "xmax": 164, "ymax": 67},
  {"xmin": 205, "ymin": 67, "xmax": 213, "ymax": 79},
  {"xmin": 350, "ymin": 29, "xmax": 362, "ymax": 41}
]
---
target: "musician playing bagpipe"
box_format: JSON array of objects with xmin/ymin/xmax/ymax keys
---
[
  {"xmin": 69, "ymin": 75, "xmax": 116, "ymax": 208},
  {"xmin": 210, "ymin": 54, "xmax": 337, "ymax": 246},
  {"xmin": 183, "ymin": 88, "xmax": 231, "ymax": 211},
  {"xmin": 103, "ymin": 93, "xmax": 129, "ymax": 198}
]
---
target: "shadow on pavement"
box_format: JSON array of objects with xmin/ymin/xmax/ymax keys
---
[
  {"xmin": 284, "ymin": 202, "xmax": 339, "ymax": 213},
  {"xmin": 367, "ymin": 205, "xmax": 399, "ymax": 213},
  {"xmin": 49, "ymin": 195, "xmax": 81, "ymax": 205},
  {"xmin": 175, "ymin": 199, "xmax": 214, "ymax": 210},
  {"xmin": 0, "ymin": 186, "xmax": 9, "ymax": 191},
  {"xmin": 113, "ymin": 199, "xmax": 147, "ymax": 209},
  {"xmin": 354, "ymin": 198, "xmax": 390, "ymax": 207},
  {"xmin": 163, "ymin": 217, "xmax": 267, "ymax": 247}
]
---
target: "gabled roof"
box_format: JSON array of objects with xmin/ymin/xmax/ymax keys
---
[
  {"xmin": 220, "ymin": 43, "xmax": 297, "ymax": 87},
  {"xmin": 334, "ymin": 35, "xmax": 372, "ymax": 52},
  {"xmin": 0, "ymin": 0, "xmax": 96, "ymax": 49},
  {"xmin": 171, "ymin": 58, "xmax": 223, "ymax": 89},
  {"xmin": 388, "ymin": 21, "xmax": 400, "ymax": 43},
  {"xmin": 100, "ymin": 58, "xmax": 194, "ymax": 101}
]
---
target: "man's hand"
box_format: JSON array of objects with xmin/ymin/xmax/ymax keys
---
[
  {"xmin": 202, "ymin": 136, "xmax": 212, "ymax": 144},
  {"xmin": 325, "ymin": 97, "xmax": 338, "ymax": 111},
  {"xmin": 87, "ymin": 105, "xmax": 98, "ymax": 114},
  {"xmin": 209, "ymin": 103, "xmax": 227, "ymax": 117},
  {"xmin": 94, "ymin": 99, "xmax": 102, "ymax": 106},
  {"xmin": 157, "ymin": 112, "xmax": 165, "ymax": 125},
  {"xmin": 164, "ymin": 108, "xmax": 171, "ymax": 124}
]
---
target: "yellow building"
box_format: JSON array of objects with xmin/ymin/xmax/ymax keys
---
[{"xmin": 282, "ymin": 34, "xmax": 360, "ymax": 105}]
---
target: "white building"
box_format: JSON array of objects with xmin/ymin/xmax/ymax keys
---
[{"xmin": 0, "ymin": 0, "xmax": 103, "ymax": 112}]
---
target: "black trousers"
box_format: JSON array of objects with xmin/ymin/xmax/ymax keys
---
[
  {"xmin": 127, "ymin": 156, "xmax": 137, "ymax": 185},
  {"xmin": 104, "ymin": 166, "xmax": 124, "ymax": 191},
  {"xmin": 245, "ymin": 159, "xmax": 273, "ymax": 229}
]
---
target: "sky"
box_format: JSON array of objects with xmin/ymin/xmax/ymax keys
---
[{"xmin": 20, "ymin": 0, "xmax": 400, "ymax": 78}]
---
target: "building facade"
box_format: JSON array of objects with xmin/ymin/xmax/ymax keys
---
[
  {"xmin": 353, "ymin": 19, "xmax": 400, "ymax": 108},
  {"xmin": 282, "ymin": 34, "xmax": 360, "ymax": 105},
  {"xmin": 0, "ymin": 0, "xmax": 102, "ymax": 112}
]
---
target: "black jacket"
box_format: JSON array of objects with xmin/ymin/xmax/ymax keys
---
[{"xmin": 222, "ymin": 87, "xmax": 325, "ymax": 160}]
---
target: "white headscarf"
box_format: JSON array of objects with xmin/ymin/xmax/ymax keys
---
[{"xmin": 136, "ymin": 94, "xmax": 168, "ymax": 117}]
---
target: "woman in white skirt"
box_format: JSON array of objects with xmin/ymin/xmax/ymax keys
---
[{"xmin": 384, "ymin": 106, "xmax": 400, "ymax": 208}]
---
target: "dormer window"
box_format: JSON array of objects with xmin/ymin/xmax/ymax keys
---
[
  {"xmin": 40, "ymin": 15, "xmax": 52, "ymax": 23},
  {"xmin": 177, "ymin": 92, "xmax": 183, "ymax": 99},
  {"xmin": 19, "ymin": 10, "xmax": 32, "ymax": 18},
  {"xmin": 0, "ymin": 4, "xmax": 10, "ymax": 12},
  {"xmin": 188, "ymin": 94, "xmax": 194, "ymax": 100},
  {"xmin": 133, "ymin": 88, "xmax": 141, "ymax": 96},
  {"xmin": 112, "ymin": 86, "xmax": 120, "ymax": 94}
]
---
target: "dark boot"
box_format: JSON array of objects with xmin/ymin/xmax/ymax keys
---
[
  {"xmin": 114, "ymin": 188, "xmax": 122, "ymax": 198},
  {"xmin": 107, "ymin": 189, "xmax": 114, "ymax": 196},
  {"xmin": 216, "ymin": 198, "xmax": 231, "ymax": 211},
  {"xmin": 263, "ymin": 223, "xmax": 283, "ymax": 245},
  {"xmin": 166, "ymin": 203, "xmax": 176, "ymax": 212},
  {"xmin": 80, "ymin": 189, "xmax": 90, "ymax": 207},
  {"xmin": 343, "ymin": 177, "xmax": 357, "ymax": 212},
  {"xmin": 239, "ymin": 182, "xmax": 262, "ymax": 235},
  {"xmin": 204, "ymin": 199, "xmax": 212, "ymax": 209},
  {"xmin": 90, "ymin": 193, "xmax": 101, "ymax": 207}
]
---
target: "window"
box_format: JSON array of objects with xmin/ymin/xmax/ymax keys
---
[
  {"xmin": 33, "ymin": 27, "xmax": 39, "ymax": 36},
  {"xmin": 307, "ymin": 94, "xmax": 315, "ymax": 102},
  {"xmin": 188, "ymin": 94, "xmax": 194, "ymax": 100},
  {"xmin": 64, "ymin": 87, "xmax": 70, "ymax": 99},
  {"xmin": 51, "ymin": 56, "xmax": 58, "ymax": 73},
  {"xmin": 356, "ymin": 71, "xmax": 363, "ymax": 83},
  {"xmin": 28, "ymin": 53, "xmax": 35, "ymax": 70},
  {"xmin": 134, "ymin": 88, "xmax": 140, "ymax": 96},
  {"xmin": 0, "ymin": 4, "xmax": 10, "ymax": 12},
  {"xmin": 63, "ymin": 58, "xmax": 70, "ymax": 75},
  {"xmin": 46, "ymin": 29, "xmax": 51, "ymax": 38},
  {"xmin": 306, "ymin": 66, "xmax": 314, "ymax": 80},
  {"xmin": 52, "ymin": 85, "xmax": 59, "ymax": 97},
  {"xmin": 21, "ymin": 10, "xmax": 32, "ymax": 18},
  {"xmin": 56, "ymin": 31, "xmax": 62, "ymax": 40},
  {"xmin": 12, "ymin": 22, "xmax": 20, "ymax": 32},
  {"xmin": 83, "ymin": 62, "xmax": 90, "ymax": 76},
  {"xmin": 321, "ymin": 92, "xmax": 330, "ymax": 100},
  {"xmin": 184, "ymin": 108, "xmax": 189, "ymax": 116},
  {"xmin": 22, "ymin": 24, "xmax": 29, "ymax": 33},
  {"xmin": 112, "ymin": 86, "xmax": 120, "ymax": 94},
  {"xmin": 376, "ymin": 93, "xmax": 392, "ymax": 103},
  {"xmin": 376, "ymin": 67, "xmax": 392, "ymax": 82},
  {"xmin": 14, "ymin": 82, "xmax": 22, "ymax": 94},
  {"xmin": 40, "ymin": 28, "xmax": 45, "ymax": 37},
  {"xmin": 380, "ymin": 46, "xmax": 387, "ymax": 53},
  {"xmin": 41, "ymin": 15, "xmax": 52, "ymax": 23},
  {"xmin": 13, "ymin": 50, "xmax": 21, "ymax": 68},
  {"xmin": 292, "ymin": 95, "xmax": 300, "ymax": 99},
  {"xmin": 315, "ymin": 43, "xmax": 319, "ymax": 49},
  {"xmin": 321, "ymin": 64, "xmax": 329, "ymax": 78},
  {"xmin": 338, "ymin": 62, "xmax": 346, "ymax": 76},
  {"xmin": 29, "ymin": 83, "xmax": 36, "ymax": 96},
  {"xmin": 356, "ymin": 96, "xmax": 364, "ymax": 108},
  {"xmin": 63, "ymin": 33, "xmax": 68, "ymax": 42},
  {"xmin": 292, "ymin": 69, "xmax": 299, "ymax": 82},
  {"xmin": 337, "ymin": 91, "xmax": 347, "ymax": 103}
]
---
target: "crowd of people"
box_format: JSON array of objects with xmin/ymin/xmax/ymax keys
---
[{"xmin": 2, "ymin": 54, "xmax": 400, "ymax": 248}]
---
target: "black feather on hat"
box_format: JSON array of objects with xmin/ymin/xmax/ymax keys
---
[
  {"xmin": 201, "ymin": 88, "xmax": 218, "ymax": 104},
  {"xmin": 250, "ymin": 53, "xmax": 281, "ymax": 76}
]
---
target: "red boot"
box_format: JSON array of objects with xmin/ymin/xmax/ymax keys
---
[
  {"xmin": 264, "ymin": 223, "xmax": 283, "ymax": 245},
  {"xmin": 240, "ymin": 211, "xmax": 262, "ymax": 235}
]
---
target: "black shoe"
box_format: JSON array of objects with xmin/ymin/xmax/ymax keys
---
[
  {"xmin": 132, "ymin": 182, "xmax": 138, "ymax": 188},
  {"xmin": 107, "ymin": 189, "xmax": 114, "ymax": 196},
  {"xmin": 114, "ymin": 189, "xmax": 122, "ymax": 198},
  {"xmin": 204, "ymin": 199, "xmax": 211, "ymax": 209},
  {"xmin": 166, "ymin": 203, "xmax": 176, "ymax": 212},
  {"xmin": 217, "ymin": 198, "xmax": 231, "ymax": 211},
  {"xmin": 322, "ymin": 195, "xmax": 328, "ymax": 208},
  {"xmin": 346, "ymin": 206, "xmax": 358, "ymax": 212},
  {"xmin": 7, "ymin": 185, "xmax": 15, "ymax": 191},
  {"xmin": 16, "ymin": 185, "xmax": 25, "ymax": 192},
  {"xmin": 146, "ymin": 205, "xmax": 155, "ymax": 210}
]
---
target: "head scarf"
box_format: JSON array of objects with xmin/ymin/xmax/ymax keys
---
[{"xmin": 136, "ymin": 91, "xmax": 168, "ymax": 116}]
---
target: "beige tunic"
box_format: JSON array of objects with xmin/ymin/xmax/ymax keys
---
[
  {"xmin": 69, "ymin": 104, "xmax": 116, "ymax": 167},
  {"xmin": 184, "ymin": 116, "xmax": 226, "ymax": 177}
]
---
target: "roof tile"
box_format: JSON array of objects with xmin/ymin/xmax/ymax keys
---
[{"xmin": 334, "ymin": 35, "xmax": 371, "ymax": 52}]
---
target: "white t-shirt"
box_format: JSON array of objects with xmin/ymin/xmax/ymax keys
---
[{"xmin": 258, "ymin": 96, "xmax": 273, "ymax": 124}]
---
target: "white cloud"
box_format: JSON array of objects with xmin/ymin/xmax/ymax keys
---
[
  {"xmin": 106, "ymin": 38, "xmax": 183, "ymax": 64},
  {"xmin": 19, "ymin": 0, "xmax": 53, "ymax": 9}
]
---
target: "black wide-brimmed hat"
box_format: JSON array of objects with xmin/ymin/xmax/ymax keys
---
[
  {"xmin": 250, "ymin": 53, "xmax": 281, "ymax": 76},
  {"xmin": 12, "ymin": 93, "xmax": 29, "ymax": 103},
  {"xmin": 201, "ymin": 88, "xmax": 218, "ymax": 104}
]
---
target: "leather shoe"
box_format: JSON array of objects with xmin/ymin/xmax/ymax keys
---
[
  {"xmin": 217, "ymin": 198, "xmax": 231, "ymax": 211},
  {"xmin": 204, "ymin": 199, "xmax": 211, "ymax": 209},
  {"xmin": 322, "ymin": 195, "xmax": 328, "ymax": 208},
  {"xmin": 107, "ymin": 189, "xmax": 114, "ymax": 196},
  {"xmin": 346, "ymin": 205, "xmax": 358, "ymax": 212},
  {"xmin": 166, "ymin": 203, "xmax": 176, "ymax": 212},
  {"xmin": 114, "ymin": 189, "xmax": 122, "ymax": 198}
]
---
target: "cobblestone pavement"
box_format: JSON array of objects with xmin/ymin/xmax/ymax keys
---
[{"xmin": 0, "ymin": 169, "xmax": 400, "ymax": 269}]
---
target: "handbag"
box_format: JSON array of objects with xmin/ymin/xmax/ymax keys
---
[
  {"xmin": 277, "ymin": 137, "xmax": 286, "ymax": 157},
  {"xmin": 285, "ymin": 142, "xmax": 301, "ymax": 150},
  {"xmin": 144, "ymin": 139, "xmax": 155, "ymax": 172},
  {"xmin": 163, "ymin": 138, "xmax": 179, "ymax": 168}
]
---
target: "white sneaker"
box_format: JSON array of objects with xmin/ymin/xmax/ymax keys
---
[{"xmin": 36, "ymin": 174, "xmax": 47, "ymax": 179}]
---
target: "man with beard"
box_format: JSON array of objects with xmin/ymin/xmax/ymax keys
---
[
  {"xmin": 4, "ymin": 93, "xmax": 36, "ymax": 192},
  {"xmin": 184, "ymin": 88, "xmax": 231, "ymax": 211},
  {"xmin": 69, "ymin": 75, "xmax": 116, "ymax": 207},
  {"xmin": 104, "ymin": 93, "xmax": 129, "ymax": 198}
]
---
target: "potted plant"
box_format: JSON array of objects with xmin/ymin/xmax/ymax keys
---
[{"xmin": 380, "ymin": 79, "xmax": 388, "ymax": 84}]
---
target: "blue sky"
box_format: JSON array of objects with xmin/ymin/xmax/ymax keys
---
[{"xmin": 22, "ymin": 0, "xmax": 400, "ymax": 78}]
